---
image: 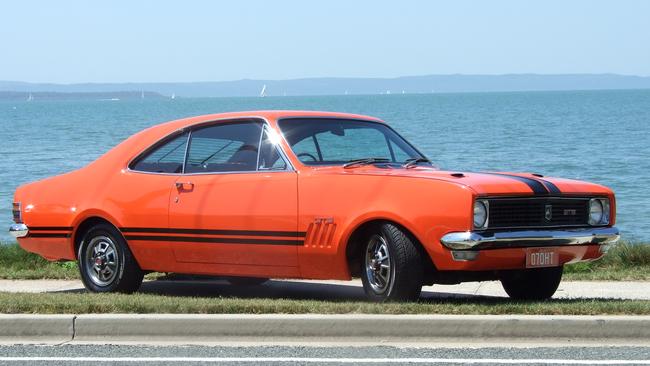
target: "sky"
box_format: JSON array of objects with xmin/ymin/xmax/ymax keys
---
[{"xmin": 1, "ymin": 0, "xmax": 649, "ymax": 83}]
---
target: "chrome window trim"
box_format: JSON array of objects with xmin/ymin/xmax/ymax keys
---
[
  {"xmin": 180, "ymin": 130, "xmax": 192, "ymax": 174},
  {"xmin": 255, "ymin": 125, "xmax": 265, "ymax": 171},
  {"xmin": 126, "ymin": 116, "xmax": 296, "ymax": 176},
  {"xmin": 257, "ymin": 125, "xmax": 292, "ymax": 172}
]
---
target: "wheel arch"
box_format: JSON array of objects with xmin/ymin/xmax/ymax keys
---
[
  {"xmin": 343, "ymin": 216, "xmax": 436, "ymax": 281},
  {"xmin": 72, "ymin": 213, "xmax": 124, "ymax": 259}
]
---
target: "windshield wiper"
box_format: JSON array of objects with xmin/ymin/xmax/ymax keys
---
[
  {"xmin": 343, "ymin": 157, "xmax": 391, "ymax": 169},
  {"xmin": 403, "ymin": 157, "xmax": 432, "ymax": 169}
]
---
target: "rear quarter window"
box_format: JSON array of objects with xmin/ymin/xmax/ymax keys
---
[{"xmin": 130, "ymin": 132, "xmax": 189, "ymax": 173}]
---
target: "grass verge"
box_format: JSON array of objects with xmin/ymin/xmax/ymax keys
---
[
  {"xmin": 1, "ymin": 241, "xmax": 649, "ymax": 281},
  {"xmin": 0, "ymin": 291, "xmax": 648, "ymax": 315},
  {"xmin": 0, "ymin": 243, "xmax": 77, "ymax": 279},
  {"xmin": 563, "ymin": 241, "xmax": 650, "ymax": 281}
]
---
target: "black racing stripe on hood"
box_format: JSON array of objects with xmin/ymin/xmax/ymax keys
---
[
  {"xmin": 479, "ymin": 172, "xmax": 550, "ymax": 195},
  {"xmin": 538, "ymin": 178, "xmax": 562, "ymax": 194}
]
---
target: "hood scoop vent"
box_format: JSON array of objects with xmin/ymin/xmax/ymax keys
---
[{"xmin": 450, "ymin": 173, "xmax": 465, "ymax": 178}]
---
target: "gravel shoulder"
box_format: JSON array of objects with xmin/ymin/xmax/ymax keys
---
[{"xmin": 1, "ymin": 278, "xmax": 650, "ymax": 300}]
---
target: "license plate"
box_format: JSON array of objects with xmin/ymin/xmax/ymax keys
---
[{"xmin": 526, "ymin": 248, "xmax": 559, "ymax": 268}]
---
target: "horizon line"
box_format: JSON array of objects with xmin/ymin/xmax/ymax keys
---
[{"xmin": 2, "ymin": 72, "xmax": 650, "ymax": 85}]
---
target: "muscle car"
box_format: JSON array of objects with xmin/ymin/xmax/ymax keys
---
[{"xmin": 10, "ymin": 111, "xmax": 620, "ymax": 301}]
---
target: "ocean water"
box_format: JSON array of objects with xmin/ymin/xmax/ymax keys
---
[{"xmin": 1, "ymin": 90, "xmax": 648, "ymax": 243}]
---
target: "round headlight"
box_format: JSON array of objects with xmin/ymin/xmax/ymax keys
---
[
  {"xmin": 473, "ymin": 201, "xmax": 488, "ymax": 229},
  {"xmin": 589, "ymin": 199, "xmax": 604, "ymax": 225}
]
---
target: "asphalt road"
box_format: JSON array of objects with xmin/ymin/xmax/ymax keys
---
[{"xmin": 0, "ymin": 345, "xmax": 648, "ymax": 365}]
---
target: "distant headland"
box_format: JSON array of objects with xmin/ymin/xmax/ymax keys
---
[
  {"xmin": 0, "ymin": 91, "xmax": 166, "ymax": 101},
  {"xmin": 1, "ymin": 73, "xmax": 649, "ymax": 99}
]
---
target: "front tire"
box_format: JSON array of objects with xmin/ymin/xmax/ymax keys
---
[
  {"xmin": 360, "ymin": 223, "xmax": 423, "ymax": 302},
  {"xmin": 78, "ymin": 224, "xmax": 144, "ymax": 293},
  {"xmin": 500, "ymin": 266, "xmax": 563, "ymax": 300}
]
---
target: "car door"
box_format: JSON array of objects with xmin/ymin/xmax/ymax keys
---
[
  {"xmin": 168, "ymin": 120, "xmax": 300, "ymax": 269},
  {"xmin": 116, "ymin": 131, "xmax": 189, "ymax": 272}
]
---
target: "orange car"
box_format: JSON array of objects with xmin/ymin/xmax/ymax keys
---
[{"xmin": 10, "ymin": 111, "xmax": 619, "ymax": 301}]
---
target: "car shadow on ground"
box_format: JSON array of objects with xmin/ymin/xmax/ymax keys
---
[{"xmin": 56, "ymin": 279, "xmax": 504, "ymax": 301}]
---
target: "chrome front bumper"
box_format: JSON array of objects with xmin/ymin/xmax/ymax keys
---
[
  {"xmin": 9, "ymin": 223, "xmax": 28, "ymax": 238},
  {"xmin": 441, "ymin": 227, "xmax": 620, "ymax": 250}
]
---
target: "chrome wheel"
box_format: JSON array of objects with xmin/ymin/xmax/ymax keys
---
[
  {"xmin": 84, "ymin": 236, "xmax": 119, "ymax": 287},
  {"xmin": 364, "ymin": 234, "xmax": 392, "ymax": 294}
]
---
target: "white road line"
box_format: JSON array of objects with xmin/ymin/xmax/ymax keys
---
[{"xmin": 0, "ymin": 357, "xmax": 648, "ymax": 364}]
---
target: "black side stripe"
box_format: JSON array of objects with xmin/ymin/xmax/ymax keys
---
[
  {"xmin": 479, "ymin": 172, "xmax": 550, "ymax": 195},
  {"xmin": 28, "ymin": 233, "xmax": 71, "ymax": 238},
  {"xmin": 120, "ymin": 227, "xmax": 306, "ymax": 238},
  {"xmin": 30, "ymin": 227, "xmax": 73, "ymax": 231},
  {"xmin": 125, "ymin": 235, "xmax": 303, "ymax": 246},
  {"xmin": 538, "ymin": 179, "xmax": 562, "ymax": 194}
]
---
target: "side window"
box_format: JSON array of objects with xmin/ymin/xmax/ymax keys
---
[
  {"xmin": 258, "ymin": 128, "xmax": 288, "ymax": 170},
  {"xmin": 131, "ymin": 132, "xmax": 189, "ymax": 173},
  {"xmin": 185, "ymin": 122, "xmax": 263, "ymax": 173}
]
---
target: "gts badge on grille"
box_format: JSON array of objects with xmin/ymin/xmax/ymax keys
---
[{"xmin": 544, "ymin": 204, "xmax": 553, "ymax": 221}]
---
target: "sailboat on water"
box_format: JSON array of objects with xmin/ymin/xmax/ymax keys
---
[
  {"xmin": 27, "ymin": 93, "xmax": 34, "ymax": 102},
  {"xmin": 171, "ymin": 93, "xmax": 176, "ymax": 100},
  {"xmin": 259, "ymin": 85, "xmax": 267, "ymax": 98}
]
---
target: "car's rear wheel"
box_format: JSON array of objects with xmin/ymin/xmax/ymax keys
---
[
  {"xmin": 500, "ymin": 266, "xmax": 563, "ymax": 300},
  {"xmin": 360, "ymin": 223, "xmax": 423, "ymax": 302},
  {"xmin": 78, "ymin": 223, "xmax": 144, "ymax": 293},
  {"xmin": 226, "ymin": 277, "xmax": 269, "ymax": 286}
]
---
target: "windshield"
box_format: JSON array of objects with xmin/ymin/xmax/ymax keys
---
[{"xmin": 278, "ymin": 118, "xmax": 426, "ymax": 166}]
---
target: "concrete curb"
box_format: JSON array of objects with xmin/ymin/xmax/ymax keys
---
[
  {"xmin": 2, "ymin": 314, "xmax": 650, "ymax": 342},
  {"xmin": 0, "ymin": 315, "xmax": 74, "ymax": 342}
]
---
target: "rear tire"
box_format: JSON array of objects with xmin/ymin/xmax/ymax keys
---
[
  {"xmin": 500, "ymin": 266, "xmax": 563, "ymax": 300},
  {"xmin": 78, "ymin": 223, "xmax": 144, "ymax": 293},
  {"xmin": 226, "ymin": 277, "xmax": 268, "ymax": 286},
  {"xmin": 360, "ymin": 223, "xmax": 423, "ymax": 302}
]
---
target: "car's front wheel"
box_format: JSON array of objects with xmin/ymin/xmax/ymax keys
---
[
  {"xmin": 500, "ymin": 266, "xmax": 563, "ymax": 300},
  {"xmin": 78, "ymin": 223, "xmax": 144, "ymax": 293},
  {"xmin": 360, "ymin": 223, "xmax": 423, "ymax": 302}
]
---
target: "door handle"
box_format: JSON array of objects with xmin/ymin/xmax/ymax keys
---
[{"xmin": 175, "ymin": 181, "xmax": 194, "ymax": 190}]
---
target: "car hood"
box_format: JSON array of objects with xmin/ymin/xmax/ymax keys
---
[{"xmin": 314, "ymin": 166, "xmax": 612, "ymax": 196}]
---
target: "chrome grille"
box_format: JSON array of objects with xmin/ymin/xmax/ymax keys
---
[{"xmin": 487, "ymin": 197, "xmax": 589, "ymax": 229}]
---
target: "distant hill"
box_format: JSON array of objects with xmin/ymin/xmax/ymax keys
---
[
  {"xmin": 1, "ymin": 74, "xmax": 649, "ymax": 98},
  {"xmin": 0, "ymin": 90, "xmax": 166, "ymax": 101}
]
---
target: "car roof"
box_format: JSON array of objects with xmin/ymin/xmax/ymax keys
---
[{"xmin": 158, "ymin": 110, "xmax": 384, "ymax": 131}]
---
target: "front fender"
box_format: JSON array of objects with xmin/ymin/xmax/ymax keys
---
[{"xmin": 297, "ymin": 172, "xmax": 474, "ymax": 279}]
